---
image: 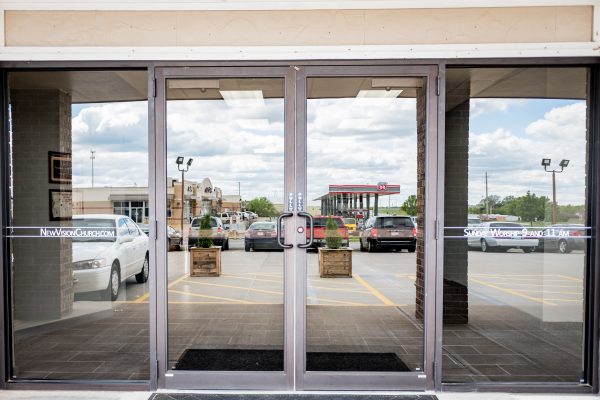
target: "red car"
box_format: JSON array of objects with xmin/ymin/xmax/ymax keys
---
[{"xmin": 306, "ymin": 216, "xmax": 349, "ymax": 250}]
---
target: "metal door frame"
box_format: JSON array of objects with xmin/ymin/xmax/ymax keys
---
[
  {"xmin": 154, "ymin": 64, "xmax": 439, "ymax": 391},
  {"xmin": 154, "ymin": 66, "xmax": 296, "ymax": 390},
  {"xmin": 294, "ymin": 65, "xmax": 439, "ymax": 391}
]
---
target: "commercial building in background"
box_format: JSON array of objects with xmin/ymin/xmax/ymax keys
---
[{"xmin": 0, "ymin": 1, "xmax": 599, "ymax": 397}]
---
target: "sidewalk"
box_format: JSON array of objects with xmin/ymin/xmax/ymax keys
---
[{"xmin": 0, "ymin": 392, "xmax": 596, "ymax": 400}]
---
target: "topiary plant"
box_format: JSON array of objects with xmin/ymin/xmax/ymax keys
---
[
  {"xmin": 324, "ymin": 217, "xmax": 343, "ymax": 249},
  {"xmin": 196, "ymin": 214, "xmax": 214, "ymax": 248}
]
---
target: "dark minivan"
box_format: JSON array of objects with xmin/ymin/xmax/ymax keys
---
[{"xmin": 360, "ymin": 215, "xmax": 416, "ymax": 252}]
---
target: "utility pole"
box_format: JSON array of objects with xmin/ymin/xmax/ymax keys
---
[
  {"xmin": 485, "ymin": 171, "xmax": 489, "ymax": 216},
  {"xmin": 90, "ymin": 149, "xmax": 96, "ymax": 188}
]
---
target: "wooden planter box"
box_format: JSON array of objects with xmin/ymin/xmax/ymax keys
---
[
  {"xmin": 189, "ymin": 247, "xmax": 221, "ymax": 277},
  {"xmin": 318, "ymin": 248, "xmax": 352, "ymax": 278}
]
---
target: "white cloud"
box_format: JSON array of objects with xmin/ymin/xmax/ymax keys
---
[
  {"xmin": 470, "ymin": 98, "xmax": 528, "ymax": 118},
  {"xmin": 468, "ymin": 101, "xmax": 587, "ymax": 206}
]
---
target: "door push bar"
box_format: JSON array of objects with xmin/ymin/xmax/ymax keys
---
[
  {"xmin": 277, "ymin": 212, "xmax": 294, "ymax": 249},
  {"xmin": 297, "ymin": 211, "xmax": 314, "ymax": 249}
]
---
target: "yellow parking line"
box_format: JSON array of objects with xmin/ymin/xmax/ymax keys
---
[
  {"xmin": 308, "ymin": 303, "xmax": 409, "ymax": 307},
  {"xmin": 470, "ymin": 275, "xmax": 577, "ymax": 282},
  {"xmin": 508, "ymin": 289, "xmax": 582, "ymax": 295},
  {"xmin": 557, "ymin": 274, "xmax": 584, "ymax": 283},
  {"xmin": 167, "ymin": 301, "xmax": 281, "ymax": 305},
  {"xmin": 470, "ymin": 277, "xmax": 557, "ymax": 306},
  {"xmin": 470, "ymin": 274, "xmax": 546, "ymax": 277},
  {"xmin": 181, "ymin": 279, "xmax": 283, "ymax": 295},
  {"xmin": 487, "ymin": 282, "xmax": 580, "ymax": 288},
  {"xmin": 306, "ymin": 296, "xmax": 367, "ymax": 306},
  {"xmin": 220, "ymin": 274, "xmax": 282, "ymax": 284},
  {"xmin": 133, "ymin": 273, "xmax": 189, "ymax": 303},
  {"xmin": 169, "ymin": 289, "xmax": 252, "ymax": 304},
  {"xmin": 542, "ymin": 298, "xmax": 582, "ymax": 303},
  {"xmin": 308, "ymin": 278, "xmax": 357, "ymax": 286},
  {"xmin": 309, "ymin": 285, "xmax": 369, "ymax": 294},
  {"xmin": 238, "ymin": 272, "xmax": 283, "ymax": 278},
  {"xmin": 353, "ymin": 274, "xmax": 395, "ymax": 306}
]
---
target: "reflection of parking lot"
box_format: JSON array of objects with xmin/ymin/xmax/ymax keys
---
[
  {"xmin": 118, "ymin": 241, "xmax": 584, "ymax": 322},
  {"xmin": 467, "ymin": 250, "xmax": 584, "ymax": 321}
]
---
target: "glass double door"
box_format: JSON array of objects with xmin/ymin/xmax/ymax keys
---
[{"xmin": 155, "ymin": 66, "xmax": 438, "ymax": 390}]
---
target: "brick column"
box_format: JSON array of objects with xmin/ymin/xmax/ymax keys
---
[
  {"xmin": 11, "ymin": 89, "xmax": 73, "ymax": 321},
  {"xmin": 415, "ymin": 87, "xmax": 427, "ymax": 321},
  {"xmin": 443, "ymin": 81, "xmax": 470, "ymax": 324}
]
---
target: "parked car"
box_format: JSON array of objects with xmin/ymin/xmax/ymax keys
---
[
  {"xmin": 244, "ymin": 221, "xmax": 283, "ymax": 251},
  {"xmin": 306, "ymin": 216, "xmax": 349, "ymax": 250},
  {"xmin": 466, "ymin": 221, "xmax": 538, "ymax": 253},
  {"xmin": 188, "ymin": 216, "xmax": 229, "ymax": 250},
  {"xmin": 343, "ymin": 217, "xmax": 357, "ymax": 232},
  {"xmin": 360, "ymin": 215, "xmax": 416, "ymax": 252},
  {"xmin": 167, "ymin": 225, "xmax": 182, "ymax": 251},
  {"xmin": 72, "ymin": 214, "xmax": 149, "ymax": 301},
  {"xmin": 536, "ymin": 224, "xmax": 586, "ymax": 254},
  {"xmin": 137, "ymin": 223, "xmax": 182, "ymax": 251}
]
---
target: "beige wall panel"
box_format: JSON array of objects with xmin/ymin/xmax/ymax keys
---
[
  {"xmin": 556, "ymin": 6, "xmax": 594, "ymax": 42},
  {"xmin": 364, "ymin": 7, "xmax": 592, "ymax": 44},
  {"xmin": 175, "ymin": 10, "xmax": 365, "ymax": 46},
  {"xmin": 4, "ymin": 7, "xmax": 592, "ymax": 47},
  {"xmin": 5, "ymin": 11, "xmax": 178, "ymax": 46}
]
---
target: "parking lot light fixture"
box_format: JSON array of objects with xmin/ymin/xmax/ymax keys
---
[
  {"xmin": 176, "ymin": 156, "xmax": 193, "ymax": 235},
  {"xmin": 541, "ymin": 157, "xmax": 569, "ymax": 225}
]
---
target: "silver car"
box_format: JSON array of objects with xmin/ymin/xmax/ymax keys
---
[{"xmin": 467, "ymin": 221, "xmax": 538, "ymax": 253}]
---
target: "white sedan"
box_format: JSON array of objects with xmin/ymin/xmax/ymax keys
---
[
  {"xmin": 466, "ymin": 221, "xmax": 539, "ymax": 253},
  {"xmin": 72, "ymin": 214, "xmax": 149, "ymax": 300}
]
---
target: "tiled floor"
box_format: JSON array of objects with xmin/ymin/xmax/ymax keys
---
[{"xmin": 12, "ymin": 302, "xmax": 581, "ymax": 383}]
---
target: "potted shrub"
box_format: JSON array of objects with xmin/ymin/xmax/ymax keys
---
[
  {"xmin": 189, "ymin": 214, "xmax": 221, "ymax": 277},
  {"xmin": 318, "ymin": 217, "xmax": 352, "ymax": 278}
]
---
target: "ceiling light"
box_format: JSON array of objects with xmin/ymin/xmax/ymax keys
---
[
  {"xmin": 371, "ymin": 78, "xmax": 424, "ymax": 88},
  {"xmin": 356, "ymin": 89, "xmax": 403, "ymax": 99},
  {"xmin": 220, "ymin": 90, "xmax": 265, "ymax": 107},
  {"xmin": 167, "ymin": 79, "xmax": 220, "ymax": 90}
]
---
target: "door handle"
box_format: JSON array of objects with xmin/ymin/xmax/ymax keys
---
[
  {"xmin": 277, "ymin": 212, "xmax": 293, "ymax": 249},
  {"xmin": 297, "ymin": 211, "xmax": 313, "ymax": 249}
]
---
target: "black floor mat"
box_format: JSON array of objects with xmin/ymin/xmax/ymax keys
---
[
  {"xmin": 150, "ymin": 395, "xmax": 436, "ymax": 400},
  {"xmin": 174, "ymin": 349, "xmax": 410, "ymax": 372}
]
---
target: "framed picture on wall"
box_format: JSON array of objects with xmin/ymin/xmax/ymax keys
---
[
  {"xmin": 49, "ymin": 189, "xmax": 72, "ymax": 221},
  {"xmin": 48, "ymin": 151, "xmax": 72, "ymax": 184}
]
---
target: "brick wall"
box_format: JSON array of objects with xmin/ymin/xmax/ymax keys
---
[
  {"xmin": 415, "ymin": 86, "xmax": 426, "ymax": 320},
  {"xmin": 11, "ymin": 89, "xmax": 73, "ymax": 321},
  {"xmin": 443, "ymin": 82, "xmax": 470, "ymax": 324}
]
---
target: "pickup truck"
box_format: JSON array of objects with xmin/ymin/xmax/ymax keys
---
[{"xmin": 305, "ymin": 216, "xmax": 349, "ymax": 250}]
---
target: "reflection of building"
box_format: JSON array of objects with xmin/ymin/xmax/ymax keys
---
[
  {"xmin": 315, "ymin": 184, "xmax": 401, "ymax": 218},
  {"xmin": 73, "ymin": 187, "xmax": 149, "ymax": 223},
  {"xmin": 73, "ymin": 177, "xmax": 228, "ymax": 228}
]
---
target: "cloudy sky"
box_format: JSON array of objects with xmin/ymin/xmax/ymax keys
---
[
  {"xmin": 71, "ymin": 94, "xmax": 587, "ymax": 209},
  {"xmin": 468, "ymin": 98, "xmax": 586, "ymax": 206}
]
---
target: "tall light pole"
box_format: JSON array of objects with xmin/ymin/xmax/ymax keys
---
[
  {"xmin": 90, "ymin": 149, "xmax": 96, "ymax": 188},
  {"xmin": 176, "ymin": 156, "xmax": 193, "ymax": 233},
  {"xmin": 541, "ymin": 158, "xmax": 569, "ymax": 225}
]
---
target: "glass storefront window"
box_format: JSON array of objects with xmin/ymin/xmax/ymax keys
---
[
  {"xmin": 443, "ymin": 67, "xmax": 590, "ymax": 384},
  {"xmin": 6, "ymin": 70, "xmax": 150, "ymax": 380}
]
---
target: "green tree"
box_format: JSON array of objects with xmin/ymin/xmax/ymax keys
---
[
  {"xmin": 401, "ymin": 195, "xmax": 418, "ymax": 216},
  {"xmin": 514, "ymin": 191, "xmax": 549, "ymax": 225},
  {"xmin": 325, "ymin": 217, "xmax": 343, "ymax": 249},
  {"xmin": 196, "ymin": 214, "xmax": 214, "ymax": 248},
  {"xmin": 246, "ymin": 196, "xmax": 278, "ymax": 218}
]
